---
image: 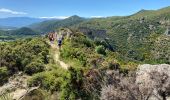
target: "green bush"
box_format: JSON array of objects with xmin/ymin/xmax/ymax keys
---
[
  {"xmin": 25, "ymin": 62, "xmax": 45, "ymax": 75},
  {"xmin": 0, "ymin": 67, "xmax": 8, "ymax": 85},
  {"xmin": 95, "ymin": 45, "xmax": 106, "ymax": 55},
  {"xmin": 28, "ymin": 72, "xmax": 56, "ymax": 90},
  {"xmin": 0, "ymin": 38, "xmax": 49, "ymax": 75},
  {"xmin": 60, "ymin": 67, "xmax": 85, "ymax": 100},
  {"xmin": 108, "ymin": 61, "xmax": 120, "ymax": 70},
  {"xmin": 28, "ymin": 68, "xmax": 66, "ymax": 92}
]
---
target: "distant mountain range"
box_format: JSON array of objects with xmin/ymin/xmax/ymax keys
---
[{"xmin": 0, "ymin": 17, "xmax": 60, "ymax": 28}]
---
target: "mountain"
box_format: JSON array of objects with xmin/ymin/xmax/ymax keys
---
[
  {"xmin": 29, "ymin": 15, "xmax": 86, "ymax": 32},
  {"xmin": 0, "ymin": 17, "xmax": 48, "ymax": 27},
  {"xmin": 65, "ymin": 6, "xmax": 170, "ymax": 64}
]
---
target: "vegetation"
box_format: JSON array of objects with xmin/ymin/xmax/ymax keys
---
[
  {"xmin": 0, "ymin": 27, "xmax": 40, "ymax": 41},
  {"xmin": 0, "ymin": 38, "xmax": 49, "ymax": 79},
  {"xmin": 95, "ymin": 45, "xmax": 106, "ymax": 55},
  {"xmin": 10, "ymin": 27, "xmax": 39, "ymax": 35},
  {"xmin": 0, "ymin": 6, "xmax": 170, "ymax": 100},
  {"xmin": 0, "ymin": 67, "xmax": 8, "ymax": 85},
  {"xmin": 72, "ymin": 6, "xmax": 170, "ymax": 64}
]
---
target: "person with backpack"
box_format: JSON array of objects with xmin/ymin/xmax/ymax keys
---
[{"xmin": 58, "ymin": 38, "xmax": 62, "ymax": 49}]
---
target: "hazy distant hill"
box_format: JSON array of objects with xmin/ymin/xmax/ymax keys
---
[{"xmin": 0, "ymin": 17, "xmax": 48, "ymax": 27}]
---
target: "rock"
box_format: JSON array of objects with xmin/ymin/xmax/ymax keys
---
[
  {"xmin": 139, "ymin": 17, "xmax": 145, "ymax": 23},
  {"xmin": 12, "ymin": 89, "xmax": 27, "ymax": 100},
  {"xmin": 136, "ymin": 64, "xmax": 170, "ymax": 100},
  {"xmin": 165, "ymin": 27, "xmax": 170, "ymax": 35},
  {"xmin": 149, "ymin": 25, "xmax": 154, "ymax": 30},
  {"xmin": 0, "ymin": 72, "xmax": 30, "ymax": 99}
]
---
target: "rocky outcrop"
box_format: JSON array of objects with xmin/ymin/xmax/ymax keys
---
[
  {"xmin": 136, "ymin": 64, "xmax": 170, "ymax": 100},
  {"xmin": 78, "ymin": 27, "xmax": 107, "ymax": 39},
  {"xmin": 0, "ymin": 72, "xmax": 32, "ymax": 100}
]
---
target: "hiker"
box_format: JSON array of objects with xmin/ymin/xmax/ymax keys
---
[
  {"xmin": 48, "ymin": 32, "xmax": 56, "ymax": 44},
  {"xmin": 58, "ymin": 38, "xmax": 62, "ymax": 49},
  {"xmin": 48, "ymin": 33, "xmax": 52, "ymax": 43}
]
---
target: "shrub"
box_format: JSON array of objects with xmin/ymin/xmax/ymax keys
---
[
  {"xmin": 108, "ymin": 61, "xmax": 120, "ymax": 70},
  {"xmin": 0, "ymin": 67, "xmax": 8, "ymax": 85},
  {"xmin": 25, "ymin": 62, "xmax": 45, "ymax": 75},
  {"xmin": 95, "ymin": 45, "xmax": 106, "ymax": 55},
  {"xmin": 28, "ymin": 72, "xmax": 55, "ymax": 90}
]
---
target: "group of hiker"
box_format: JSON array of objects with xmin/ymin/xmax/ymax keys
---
[{"xmin": 48, "ymin": 31, "xmax": 63, "ymax": 49}]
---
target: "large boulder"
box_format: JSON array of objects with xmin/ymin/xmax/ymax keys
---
[{"xmin": 136, "ymin": 64, "xmax": 170, "ymax": 100}]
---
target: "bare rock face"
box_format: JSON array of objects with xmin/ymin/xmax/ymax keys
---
[
  {"xmin": 0, "ymin": 72, "xmax": 30, "ymax": 100},
  {"xmin": 136, "ymin": 64, "xmax": 170, "ymax": 100}
]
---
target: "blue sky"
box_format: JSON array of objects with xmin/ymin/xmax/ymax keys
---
[{"xmin": 0, "ymin": 0, "xmax": 170, "ymax": 18}]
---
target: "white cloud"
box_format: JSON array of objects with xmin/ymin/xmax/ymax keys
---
[
  {"xmin": 39, "ymin": 16, "xmax": 70, "ymax": 19},
  {"xmin": 90, "ymin": 16, "xmax": 104, "ymax": 18},
  {"xmin": 0, "ymin": 8, "xmax": 27, "ymax": 15}
]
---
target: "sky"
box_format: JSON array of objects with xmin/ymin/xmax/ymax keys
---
[{"xmin": 0, "ymin": 0, "xmax": 170, "ymax": 19}]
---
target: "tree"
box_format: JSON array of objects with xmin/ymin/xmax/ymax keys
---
[
  {"xmin": 25, "ymin": 62, "xmax": 45, "ymax": 75},
  {"xmin": 0, "ymin": 67, "xmax": 8, "ymax": 85},
  {"xmin": 95, "ymin": 45, "xmax": 106, "ymax": 55}
]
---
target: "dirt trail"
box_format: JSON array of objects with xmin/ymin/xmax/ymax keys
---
[{"xmin": 49, "ymin": 42, "xmax": 69, "ymax": 69}]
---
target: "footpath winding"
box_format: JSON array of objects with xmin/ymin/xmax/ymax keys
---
[{"xmin": 49, "ymin": 42, "xmax": 69, "ymax": 70}]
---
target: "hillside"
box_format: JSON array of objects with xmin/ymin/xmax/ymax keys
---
[
  {"xmin": 0, "ymin": 30, "xmax": 137, "ymax": 99},
  {"xmin": 72, "ymin": 6, "xmax": 170, "ymax": 64},
  {"xmin": 0, "ymin": 27, "xmax": 40, "ymax": 41},
  {"xmin": 29, "ymin": 15, "xmax": 86, "ymax": 32}
]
